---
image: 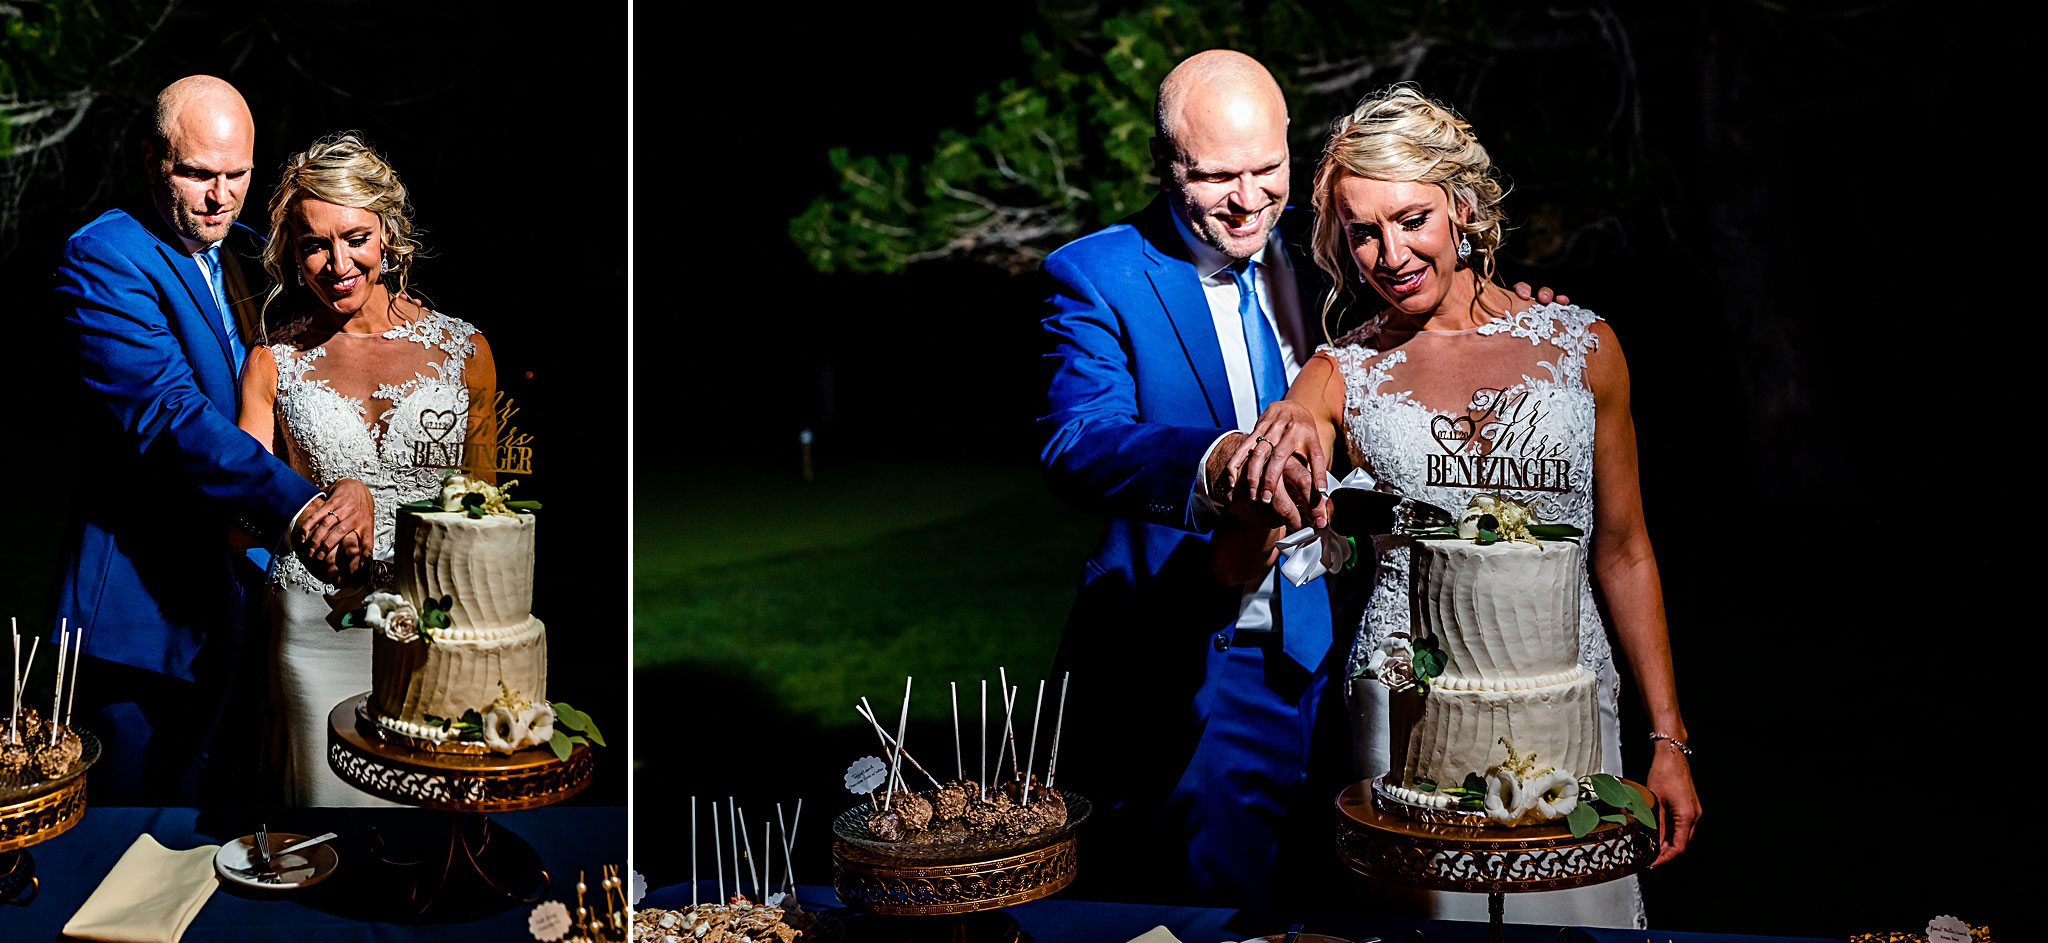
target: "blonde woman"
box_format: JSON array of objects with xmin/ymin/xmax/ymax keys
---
[
  {"xmin": 235, "ymin": 132, "xmax": 496, "ymax": 806},
  {"xmin": 1225, "ymin": 87, "xmax": 1699, "ymax": 926}
]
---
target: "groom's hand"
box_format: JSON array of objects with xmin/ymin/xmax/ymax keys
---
[{"xmin": 294, "ymin": 478, "xmax": 374, "ymax": 577}]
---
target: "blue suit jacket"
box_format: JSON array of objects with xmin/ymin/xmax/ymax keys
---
[
  {"xmin": 1037, "ymin": 197, "xmax": 1362, "ymax": 809},
  {"xmin": 53, "ymin": 207, "xmax": 321, "ymax": 682}
]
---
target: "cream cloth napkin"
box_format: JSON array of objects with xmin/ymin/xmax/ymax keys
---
[
  {"xmin": 1126, "ymin": 928, "xmax": 1185, "ymax": 943},
  {"xmin": 62, "ymin": 834, "xmax": 220, "ymax": 943}
]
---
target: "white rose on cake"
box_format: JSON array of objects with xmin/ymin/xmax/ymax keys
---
[
  {"xmin": 1365, "ymin": 635, "xmax": 1417, "ymax": 692},
  {"xmin": 355, "ymin": 592, "xmax": 423, "ymax": 642}
]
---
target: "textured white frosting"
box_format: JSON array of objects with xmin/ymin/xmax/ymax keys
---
[
  {"xmin": 1391, "ymin": 538, "xmax": 1603, "ymax": 814},
  {"xmin": 395, "ymin": 511, "xmax": 534, "ymax": 632},
  {"xmin": 1411, "ymin": 539, "xmax": 1581, "ymax": 682},
  {"xmin": 371, "ymin": 615, "xmax": 547, "ymax": 732},
  {"xmin": 372, "ymin": 510, "xmax": 546, "ymax": 745}
]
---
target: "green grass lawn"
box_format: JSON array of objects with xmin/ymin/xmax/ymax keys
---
[{"xmin": 633, "ymin": 459, "xmax": 1099, "ymax": 730}]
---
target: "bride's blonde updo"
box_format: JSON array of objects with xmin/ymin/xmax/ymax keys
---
[
  {"xmin": 1309, "ymin": 86, "xmax": 1507, "ymax": 325},
  {"xmin": 261, "ymin": 131, "xmax": 423, "ymax": 324}
]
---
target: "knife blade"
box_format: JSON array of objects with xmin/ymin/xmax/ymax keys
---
[{"xmin": 1326, "ymin": 487, "xmax": 1455, "ymax": 537}]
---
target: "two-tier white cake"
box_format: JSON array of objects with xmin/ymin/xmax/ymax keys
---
[
  {"xmin": 1380, "ymin": 537, "xmax": 1602, "ymax": 817},
  {"xmin": 368, "ymin": 507, "xmax": 549, "ymax": 752}
]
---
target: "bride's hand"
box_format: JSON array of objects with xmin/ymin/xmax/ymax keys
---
[
  {"xmin": 1645, "ymin": 745, "xmax": 1700, "ymax": 867},
  {"xmin": 1224, "ymin": 401, "xmax": 1329, "ymax": 530},
  {"xmin": 297, "ymin": 478, "xmax": 374, "ymax": 565}
]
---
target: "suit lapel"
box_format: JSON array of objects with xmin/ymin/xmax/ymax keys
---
[
  {"xmin": 1137, "ymin": 203, "xmax": 1234, "ymax": 428},
  {"xmin": 157, "ymin": 241, "xmax": 236, "ymax": 373}
]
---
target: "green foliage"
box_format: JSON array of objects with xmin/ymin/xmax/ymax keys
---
[
  {"xmin": 548, "ymin": 701, "xmax": 604, "ymax": 761},
  {"xmin": 1571, "ymin": 772, "xmax": 1656, "ymax": 837}
]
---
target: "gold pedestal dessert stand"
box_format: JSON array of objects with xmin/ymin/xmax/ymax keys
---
[
  {"xmin": 328, "ymin": 693, "xmax": 592, "ymax": 919},
  {"xmin": 0, "ymin": 729, "xmax": 100, "ymax": 906},
  {"xmin": 1336, "ymin": 776, "xmax": 1657, "ymax": 943},
  {"xmin": 829, "ymin": 791, "xmax": 1087, "ymax": 942}
]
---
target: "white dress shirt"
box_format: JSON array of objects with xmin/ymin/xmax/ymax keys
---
[{"xmin": 1171, "ymin": 209, "xmax": 1309, "ymax": 634}]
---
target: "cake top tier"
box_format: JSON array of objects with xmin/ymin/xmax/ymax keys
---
[
  {"xmin": 395, "ymin": 509, "xmax": 536, "ymax": 632},
  {"xmin": 1409, "ymin": 537, "xmax": 1583, "ymax": 681}
]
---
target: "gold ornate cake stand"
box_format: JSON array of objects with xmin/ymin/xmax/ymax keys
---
[
  {"xmin": 1336, "ymin": 776, "xmax": 1657, "ymax": 943},
  {"xmin": 831, "ymin": 833, "xmax": 1078, "ymax": 917},
  {"xmin": 0, "ymin": 728, "xmax": 100, "ymax": 906},
  {"xmin": 328, "ymin": 693, "xmax": 592, "ymax": 918}
]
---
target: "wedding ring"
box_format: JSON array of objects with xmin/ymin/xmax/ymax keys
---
[{"xmin": 1255, "ymin": 436, "xmax": 1273, "ymax": 448}]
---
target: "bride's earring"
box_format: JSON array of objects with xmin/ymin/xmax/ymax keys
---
[
  {"xmin": 1457, "ymin": 234, "xmax": 1473, "ymax": 261},
  {"xmin": 296, "ymin": 269, "xmax": 304, "ymax": 286}
]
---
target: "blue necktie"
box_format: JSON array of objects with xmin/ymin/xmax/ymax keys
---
[
  {"xmin": 202, "ymin": 246, "xmax": 245, "ymax": 377},
  {"xmin": 1229, "ymin": 261, "xmax": 1330, "ymax": 671},
  {"xmin": 1231, "ymin": 260, "xmax": 1288, "ymax": 414}
]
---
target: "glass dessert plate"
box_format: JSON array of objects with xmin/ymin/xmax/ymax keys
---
[{"xmin": 831, "ymin": 789, "xmax": 1090, "ymax": 862}]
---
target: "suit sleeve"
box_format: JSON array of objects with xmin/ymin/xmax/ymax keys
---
[
  {"xmin": 1037, "ymin": 251, "xmax": 1229, "ymax": 533},
  {"xmin": 56, "ymin": 229, "xmax": 321, "ymax": 547}
]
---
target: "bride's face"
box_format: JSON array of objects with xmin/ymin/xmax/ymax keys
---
[
  {"xmin": 291, "ymin": 198, "xmax": 386, "ymax": 317},
  {"xmin": 1334, "ymin": 174, "xmax": 1463, "ymax": 316}
]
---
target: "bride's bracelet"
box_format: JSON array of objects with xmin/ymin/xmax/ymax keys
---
[{"xmin": 1648, "ymin": 732, "xmax": 1693, "ymax": 757}]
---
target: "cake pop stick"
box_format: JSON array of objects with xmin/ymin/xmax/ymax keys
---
[
  {"xmin": 48, "ymin": 624, "xmax": 67, "ymax": 747},
  {"xmin": 856, "ymin": 701, "xmax": 943, "ymax": 789},
  {"xmin": 979, "ymin": 679, "xmax": 987, "ymax": 801},
  {"xmin": 10, "ymin": 618, "xmax": 20, "ymax": 743},
  {"xmin": 761, "ymin": 819, "xmax": 772, "ymax": 902},
  {"xmin": 711, "ymin": 795, "xmax": 723, "ymax": 905},
  {"xmin": 1047, "ymin": 671, "xmax": 1070, "ymax": 788},
  {"xmin": 19, "ymin": 636, "xmax": 37, "ymax": 738},
  {"xmin": 776, "ymin": 802, "xmax": 793, "ymax": 894},
  {"xmin": 729, "ymin": 797, "xmax": 742, "ymax": 901},
  {"xmin": 951, "ymin": 681, "xmax": 962, "ymax": 782},
  {"xmin": 887, "ymin": 677, "xmax": 911, "ymax": 810},
  {"xmin": 1002, "ymin": 684, "xmax": 1022, "ymax": 782},
  {"xmin": 990, "ymin": 684, "xmax": 1018, "ymax": 792},
  {"xmin": 691, "ymin": 796, "xmax": 699, "ymax": 908},
  {"xmin": 1023, "ymin": 679, "xmax": 1045, "ymax": 806},
  {"xmin": 62, "ymin": 627, "xmax": 82, "ymax": 727}
]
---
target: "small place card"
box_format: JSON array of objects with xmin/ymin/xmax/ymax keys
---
[
  {"xmin": 528, "ymin": 899, "xmax": 572, "ymax": 941},
  {"xmin": 1925, "ymin": 915, "xmax": 1970, "ymax": 943}
]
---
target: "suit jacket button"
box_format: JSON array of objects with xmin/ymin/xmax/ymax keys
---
[{"xmin": 1212, "ymin": 632, "xmax": 1230, "ymax": 652}]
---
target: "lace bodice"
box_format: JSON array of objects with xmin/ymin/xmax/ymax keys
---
[
  {"xmin": 265, "ymin": 311, "xmax": 482, "ymax": 593},
  {"xmin": 1321, "ymin": 303, "xmax": 1613, "ymax": 687}
]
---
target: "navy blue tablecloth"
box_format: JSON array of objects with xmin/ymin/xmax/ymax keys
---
[
  {"xmin": 642, "ymin": 881, "xmax": 1838, "ymax": 943},
  {"xmin": 1, "ymin": 805, "xmax": 623, "ymax": 942}
]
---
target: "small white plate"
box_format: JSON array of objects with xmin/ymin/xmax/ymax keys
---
[{"xmin": 213, "ymin": 832, "xmax": 340, "ymax": 891}]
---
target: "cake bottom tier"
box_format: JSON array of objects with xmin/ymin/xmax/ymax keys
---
[
  {"xmin": 1388, "ymin": 666, "xmax": 1600, "ymax": 810},
  {"xmin": 370, "ymin": 615, "xmax": 547, "ymax": 743}
]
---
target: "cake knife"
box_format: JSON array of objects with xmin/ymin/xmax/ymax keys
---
[{"xmin": 1325, "ymin": 486, "xmax": 1455, "ymax": 536}]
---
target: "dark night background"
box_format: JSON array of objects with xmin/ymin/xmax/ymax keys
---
[
  {"xmin": 0, "ymin": 3, "xmax": 627, "ymax": 807},
  {"xmin": 645, "ymin": 0, "xmax": 2015, "ymax": 939}
]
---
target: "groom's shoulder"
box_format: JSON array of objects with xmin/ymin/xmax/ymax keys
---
[
  {"xmin": 1045, "ymin": 200, "xmax": 1169, "ymax": 277},
  {"xmin": 64, "ymin": 207, "xmax": 146, "ymax": 248}
]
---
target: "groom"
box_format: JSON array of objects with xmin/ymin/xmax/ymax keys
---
[
  {"xmin": 52, "ymin": 76, "xmax": 372, "ymax": 804},
  {"xmin": 1038, "ymin": 50, "xmax": 1358, "ymax": 908}
]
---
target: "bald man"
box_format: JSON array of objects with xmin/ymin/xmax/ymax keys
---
[
  {"xmin": 1036, "ymin": 50, "xmax": 1358, "ymax": 907},
  {"xmin": 52, "ymin": 76, "xmax": 368, "ymax": 804}
]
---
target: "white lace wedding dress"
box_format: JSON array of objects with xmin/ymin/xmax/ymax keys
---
[
  {"xmin": 259, "ymin": 311, "xmax": 484, "ymax": 807},
  {"xmin": 1322, "ymin": 302, "xmax": 1644, "ymax": 927}
]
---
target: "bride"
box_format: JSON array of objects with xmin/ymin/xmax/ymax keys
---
[
  {"xmin": 1225, "ymin": 87, "xmax": 1700, "ymax": 926},
  {"xmin": 235, "ymin": 132, "xmax": 496, "ymax": 806}
]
